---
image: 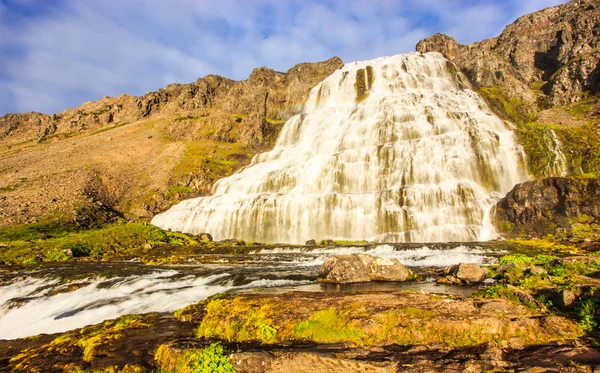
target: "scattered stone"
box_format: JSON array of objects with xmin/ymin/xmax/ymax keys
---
[
  {"xmin": 305, "ymin": 239, "xmax": 317, "ymax": 246},
  {"xmin": 551, "ymin": 289, "xmax": 577, "ymax": 311},
  {"xmin": 318, "ymin": 254, "xmax": 412, "ymax": 283},
  {"xmin": 526, "ymin": 266, "xmax": 548, "ymax": 276},
  {"xmin": 440, "ymin": 263, "xmax": 489, "ymax": 284},
  {"xmin": 496, "ymin": 263, "xmax": 518, "ymax": 275},
  {"xmin": 230, "ymin": 351, "xmax": 274, "ymax": 373}
]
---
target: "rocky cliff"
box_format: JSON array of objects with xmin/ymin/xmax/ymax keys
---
[
  {"xmin": 416, "ymin": 0, "xmax": 600, "ymax": 108},
  {"xmin": 0, "ymin": 58, "xmax": 343, "ymax": 226},
  {"xmin": 417, "ymin": 0, "xmax": 600, "ymax": 178},
  {"xmin": 494, "ymin": 175, "xmax": 600, "ymax": 238}
]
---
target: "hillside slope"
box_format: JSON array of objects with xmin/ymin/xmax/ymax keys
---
[{"xmin": 0, "ymin": 58, "xmax": 343, "ymax": 226}]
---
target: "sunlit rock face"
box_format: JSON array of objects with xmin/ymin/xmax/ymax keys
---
[{"xmin": 152, "ymin": 52, "xmax": 529, "ymax": 243}]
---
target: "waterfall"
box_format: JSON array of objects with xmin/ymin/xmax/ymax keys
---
[{"xmin": 152, "ymin": 52, "xmax": 529, "ymax": 243}]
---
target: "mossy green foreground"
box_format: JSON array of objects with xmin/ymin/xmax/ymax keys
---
[
  {"xmin": 194, "ymin": 292, "xmax": 579, "ymax": 348},
  {"xmin": 1, "ymin": 254, "xmax": 600, "ymax": 372}
]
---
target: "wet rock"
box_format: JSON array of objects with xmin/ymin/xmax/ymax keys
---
[
  {"xmin": 318, "ymin": 254, "xmax": 371, "ymax": 283},
  {"xmin": 494, "ymin": 176, "xmax": 600, "ymax": 237},
  {"xmin": 442, "ymin": 263, "xmax": 489, "ymax": 284},
  {"xmin": 230, "ymin": 351, "xmax": 274, "ymax": 373},
  {"xmin": 199, "ymin": 232, "xmax": 213, "ymax": 241},
  {"xmin": 318, "ymin": 254, "xmax": 412, "ymax": 283},
  {"xmin": 319, "ymin": 239, "xmax": 336, "ymax": 246},
  {"xmin": 364, "ymin": 254, "xmax": 412, "ymax": 281},
  {"xmin": 305, "ymin": 239, "xmax": 317, "ymax": 246},
  {"xmin": 496, "ymin": 263, "xmax": 518, "ymax": 275}
]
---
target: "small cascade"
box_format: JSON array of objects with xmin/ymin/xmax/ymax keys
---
[
  {"xmin": 542, "ymin": 129, "xmax": 568, "ymax": 176},
  {"xmin": 152, "ymin": 52, "xmax": 529, "ymax": 243}
]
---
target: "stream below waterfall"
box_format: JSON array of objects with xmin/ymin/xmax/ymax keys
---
[{"xmin": 0, "ymin": 243, "xmax": 505, "ymax": 340}]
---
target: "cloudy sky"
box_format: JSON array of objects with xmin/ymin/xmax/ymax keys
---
[{"xmin": 0, "ymin": 0, "xmax": 566, "ymax": 116}]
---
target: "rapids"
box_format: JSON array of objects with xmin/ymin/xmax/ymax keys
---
[
  {"xmin": 0, "ymin": 243, "xmax": 501, "ymax": 340},
  {"xmin": 152, "ymin": 52, "xmax": 529, "ymax": 243}
]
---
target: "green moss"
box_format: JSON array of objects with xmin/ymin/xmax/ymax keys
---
[
  {"xmin": 197, "ymin": 298, "xmax": 279, "ymax": 344},
  {"xmin": 0, "ymin": 221, "xmax": 198, "ymax": 264},
  {"xmin": 155, "ymin": 342, "xmax": 237, "ymax": 373},
  {"xmin": 478, "ymin": 87, "xmax": 535, "ymax": 125},
  {"xmin": 576, "ymin": 296, "xmax": 600, "ymax": 333},
  {"xmin": 499, "ymin": 254, "xmax": 557, "ymax": 266},
  {"xmin": 293, "ymin": 308, "xmax": 367, "ymax": 344}
]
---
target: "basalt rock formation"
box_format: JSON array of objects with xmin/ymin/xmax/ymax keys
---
[
  {"xmin": 0, "ymin": 57, "xmax": 343, "ymax": 226},
  {"xmin": 416, "ymin": 0, "xmax": 600, "ymax": 108}
]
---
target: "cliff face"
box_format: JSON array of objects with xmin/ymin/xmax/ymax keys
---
[
  {"xmin": 416, "ymin": 0, "xmax": 600, "ymax": 108},
  {"xmin": 494, "ymin": 176, "xmax": 600, "ymax": 238},
  {"xmin": 0, "ymin": 58, "xmax": 343, "ymax": 226},
  {"xmin": 0, "ymin": 57, "xmax": 343, "ymax": 148}
]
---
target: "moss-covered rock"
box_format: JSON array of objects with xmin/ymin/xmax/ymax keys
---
[{"xmin": 196, "ymin": 291, "xmax": 580, "ymax": 348}]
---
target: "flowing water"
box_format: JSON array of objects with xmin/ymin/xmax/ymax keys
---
[
  {"xmin": 152, "ymin": 52, "xmax": 529, "ymax": 243},
  {"xmin": 0, "ymin": 243, "xmax": 502, "ymax": 340}
]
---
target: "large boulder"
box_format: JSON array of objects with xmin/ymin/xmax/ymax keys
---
[
  {"xmin": 318, "ymin": 254, "xmax": 412, "ymax": 283},
  {"xmin": 440, "ymin": 263, "xmax": 489, "ymax": 284},
  {"xmin": 317, "ymin": 255, "xmax": 371, "ymax": 283},
  {"xmin": 364, "ymin": 254, "xmax": 412, "ymax": 282}
]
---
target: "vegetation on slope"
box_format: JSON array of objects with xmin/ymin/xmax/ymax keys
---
[{"xmin": 478, "ymin": 87, "xmax": 600, "ymax": 178}]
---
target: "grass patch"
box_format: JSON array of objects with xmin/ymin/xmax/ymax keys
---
[
  {"xmin": 155, "ymin": 342, "xmax": 236, "ymax": 373},
  {"xmin": 0, "ymin": 221, "xmax": 197, "ymax": 264},
  {"xmin": 89, "ymin": 122, "xmax": 130, "ymax": 136}
]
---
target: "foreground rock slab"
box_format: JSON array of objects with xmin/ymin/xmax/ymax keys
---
[
  {"xmin": 197, "ymin": 291, "xmax": 579, "ymax": 347},
  {"xmin": 1, "ymin": 290, "xmax": 596, "ymax": 373}
]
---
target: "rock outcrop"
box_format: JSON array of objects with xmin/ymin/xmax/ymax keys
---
[
  {"xmin": 494, "ymin": 176, "xmax": 600, "ymax": 237},
  {"xmin": 416, "ymin": 0, "xmax": 600, "ymax": 108},
  {"xmin": 0, "ymin": 57, "xmax": 343, "ymax": 148},
  {"xmin": 318, "ymin": 254, "xmax": 412, "ymax": 283}
]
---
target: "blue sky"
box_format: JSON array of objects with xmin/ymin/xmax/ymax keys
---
[{"xmin": 0, "ymin": 0, "xmax": 566, "ymax": 116}]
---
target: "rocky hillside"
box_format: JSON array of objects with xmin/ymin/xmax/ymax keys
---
[
  {"xmin": 417, "ymin": 0, "xmax": 600, "ymax": 178},
  {"xmin": 0, "ymin": 57, "xmax": 342, "ymax": 226},
  {"xmin": 416, "ymin": 0, "xmax": 599, "ymax": 108}
]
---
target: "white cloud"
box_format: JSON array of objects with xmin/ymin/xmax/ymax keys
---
[{"xmin": 0, "ymin": 0, "xmax": 569, "ymax": 115}]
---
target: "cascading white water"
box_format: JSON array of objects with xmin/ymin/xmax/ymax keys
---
[{"xmin": 152, "ymin": 52, "xmax": 529, "ymax": 243}]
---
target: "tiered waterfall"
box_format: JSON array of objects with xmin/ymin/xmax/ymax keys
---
[{"xmin": 152, "ymin": 52, "xmax": 530, "ymax": 243}]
